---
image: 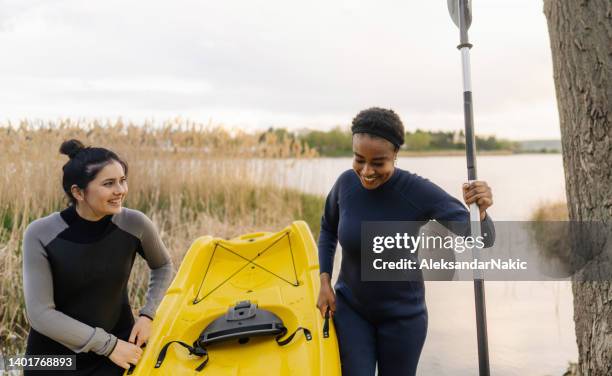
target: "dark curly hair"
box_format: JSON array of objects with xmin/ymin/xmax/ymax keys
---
[
  {"xmin": 59, "ymin": 139, "xmax": 128, "ymax": 206},
  {"xmin": 351, "ymin": 107, "xmax": 405, "ymax": 151}
]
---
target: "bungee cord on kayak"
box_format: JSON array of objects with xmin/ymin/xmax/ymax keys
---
[{"xmin": 193, "ymin": 231, "xmax": 300, "ymax": 304}]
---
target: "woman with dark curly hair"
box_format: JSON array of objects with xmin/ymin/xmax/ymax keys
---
[
  {"xmin": 316, "ymin": 108, "xmax": 495, "ymax": 375},
  {"xmin": 22, "ymin": 140, "xmax": 173, "ymax": 375}
]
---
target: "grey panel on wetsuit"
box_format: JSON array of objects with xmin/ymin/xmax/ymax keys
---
[
  {"xmin": 22, "ymin": 213, "xmax": 118, "ymax": 356},
  {"xmin": 23, "ymin": 208, "xmax": 174, "ymax": 356},
  {"xmin": 111, "ymin": 208, "xmax": 174, "ymax": 319}
]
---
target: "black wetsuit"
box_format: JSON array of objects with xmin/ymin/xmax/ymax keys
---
[
  {"xmin": 22, "ymin": 206, "xmax": 173, "ymax": 375},
  {"xmin": 318, "ymin": 168, "xmax": 495, "ymax": 375}
]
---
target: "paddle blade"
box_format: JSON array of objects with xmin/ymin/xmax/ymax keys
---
[{"xmin": 447, "ymin": 0, "xmax": 472, "ymax": 29}]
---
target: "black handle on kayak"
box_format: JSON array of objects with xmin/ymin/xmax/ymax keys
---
[
  {"xmin": 276, "ymin": 326, "xmax": 312, "ymax": 346},
  {"xmin": 155, "ymin": 340, "xmax": 208, "ymax": 372},
  {"xmin": 126, "ymin": 343, "xmax": 146, "ymax": 375},
  {"xmin": 323, "ymin": 307, "xmax": 330, "ymax": 338},
  {"xmin": 127, "ymin": 355, "xmax": 141, "ymax": 374}
]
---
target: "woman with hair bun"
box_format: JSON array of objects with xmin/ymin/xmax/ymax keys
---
[
  {"xmin": 22, "ymin": 139, "xmax": 173, "ymax": 375},
  {"xmin": 316, "ymin": 108, "xmax": 495, "ymax": 375}
]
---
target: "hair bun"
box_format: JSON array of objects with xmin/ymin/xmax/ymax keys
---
[{"xmin": 59, "ymin": 139, "xmax": 85, "ymax": 159}]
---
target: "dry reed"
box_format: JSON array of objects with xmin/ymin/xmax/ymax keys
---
[
  {"xmin": 0, "ymin": 119, "xmax": 323, "ymax": 355},
  {"xmin": 530, "ymin": 200, "xmax": 569, "ymax": 221}
]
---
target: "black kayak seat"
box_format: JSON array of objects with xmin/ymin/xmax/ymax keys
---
[
  {"xmin": 198, "ymin": 300, "xmax": 286, "ymax": 346},
  {"xmin": 152, "ymin": 300, "xmax": 315, "ymax": 372}
]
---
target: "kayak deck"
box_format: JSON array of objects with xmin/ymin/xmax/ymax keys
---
[{"xmin": 127, "ymin": 221, "xmax": 340, "ymax": 375}]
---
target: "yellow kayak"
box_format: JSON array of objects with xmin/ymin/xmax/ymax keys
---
[{"xmin": 127, "ymin": 221, "xmax": 341, "ymax": 375}]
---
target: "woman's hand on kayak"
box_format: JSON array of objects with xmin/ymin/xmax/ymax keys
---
[
  {"xmin": 317, "ymin": 273, "xmax": 336, "ymax": 318},
  {"xmin": 109, "ymin": 339, "xmax": 143, "ymax": 370},
  {"xmin": 462, "ymin": 181, "xmax": 493, "ymax": 220},
  {"xmin": 129, "ymin": 315, "xmax": 152, "ymax": 347}
]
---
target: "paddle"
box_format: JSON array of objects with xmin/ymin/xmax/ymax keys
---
[{"xmin": 447, "ymin": 1, "xmax": 490, "ymax": 375}]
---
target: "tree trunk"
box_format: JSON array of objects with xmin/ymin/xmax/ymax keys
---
[{"xmin": 543, "ymin": 1, "xmax": 611, "ymax": 375}]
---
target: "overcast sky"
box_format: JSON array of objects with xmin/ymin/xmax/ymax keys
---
[{"xmin": 0, "ymin": 0, "xmax": 561, "ymax": 140}]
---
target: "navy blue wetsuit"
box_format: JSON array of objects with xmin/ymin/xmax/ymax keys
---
[{"xmin": 318, "ymin": 168, "xmax": 495, "ymax": 375}]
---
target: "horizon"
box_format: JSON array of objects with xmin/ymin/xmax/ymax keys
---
[{"xmin": 0, "ymin": 118, "xmax": 561, "ymax": 142}]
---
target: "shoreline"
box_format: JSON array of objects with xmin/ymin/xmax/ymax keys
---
[
  {"xmin": 317, "ymin": 150, "xmax": 560, "ymax": 158},
  {"xmin": 398, "ymin": 150, "xmax": 515, "ymax": 157}
]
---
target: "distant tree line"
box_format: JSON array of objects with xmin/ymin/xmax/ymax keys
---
[
  {"xmin": 260, "ymin": 127, "xmax": 518, "ymax": 157},
  {"xmin": 404, "ymin": 129, "xmax": 517, "ymax": 152}
]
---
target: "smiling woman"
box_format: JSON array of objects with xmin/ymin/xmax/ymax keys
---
[
  {"xmin": 350, "ymin": 108, "xmax": 404, "ymax": 189},
  {"xmin": 316, "ymin": 107, "xmax": 495, "ymax": 376},
  {"xmin": 60, "ymin": 140, "xmax": 129, "ymax": 219},
  {"xmin": 22, "ymin": 140, "xmax": 174, "ymax": 375}
]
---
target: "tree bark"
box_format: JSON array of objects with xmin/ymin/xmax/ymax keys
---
[{"xmin": 543, "ymin": 1, "xmax": 611, "ymax": 375}]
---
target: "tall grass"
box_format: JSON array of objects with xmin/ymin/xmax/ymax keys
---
[
  {"xmin": 530, "ymin": 200, "xmax": 569, "ymax": 221},
  {"xmin": 0, "ymin": 119, "xmax": 324, "ymax": 355}
]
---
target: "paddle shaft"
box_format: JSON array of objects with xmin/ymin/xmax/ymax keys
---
[{"xmin": 455, "ymin": 0, "xmax": 491, "ymax": 375}]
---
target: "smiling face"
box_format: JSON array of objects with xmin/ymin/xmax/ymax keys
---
[
  {"xmin": 71, "ymin": 160, "xmax": 128, "ymax": 218},
  {"xmin": 352, "ymin": 133, "xmax": 398, "ymax": 190}
]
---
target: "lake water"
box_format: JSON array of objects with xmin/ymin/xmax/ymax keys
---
[{"xmin": 261, "ymin": 154, "xmax": 575, "ymax": 376}]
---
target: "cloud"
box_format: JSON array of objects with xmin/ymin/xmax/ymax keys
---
[
  {"xmin": 0, "ymin": 0, "xmax": 560, "ymax": 138},
  {"xmin": 0, "ymin": 0, "xmax": 47, "ymax": 31}
]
